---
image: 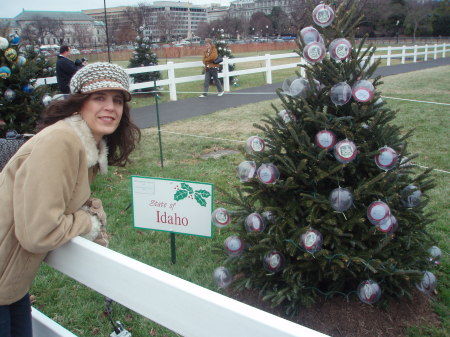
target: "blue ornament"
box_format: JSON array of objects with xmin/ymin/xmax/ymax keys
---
[
  {"xmin": 22, "ymin": 84, "xmax": 34, "ymax": 93},
  {"xmin": 9, "ymin": 34, "xmax": 20, "ymax": 45},
  {"xmin": 0, "ymin": 66, "xmax": 11, "ymax": 79},
  {"xmin": 15, "ymin": 55, "xmax": 26, "ymax": 67}
]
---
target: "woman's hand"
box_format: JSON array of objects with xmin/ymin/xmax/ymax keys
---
[{"xmin": 82, "ymin": 198, "xmax": 109, "ymax": 247}]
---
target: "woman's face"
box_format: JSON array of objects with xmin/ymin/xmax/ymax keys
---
[{"xmin": 79, "ymin": 90, "xmax": 124, "ymax": 143}]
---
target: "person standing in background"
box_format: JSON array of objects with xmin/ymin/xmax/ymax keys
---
[
  {"xmin": 56, "ymin": 45, "xmax": 87, "ymax": 94},
  {"xmin": 199, "ymin": 39, "xmax": 224, "ymax": 98}
]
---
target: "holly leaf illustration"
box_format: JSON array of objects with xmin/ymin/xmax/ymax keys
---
[
  {"xmin": 194, "ymin": 192, "xmax": 207, "ymax": 207},
  {"xmin": 174, "ymin": 189, "xmax": 189, "ymax": 201},
  {"xmin": 181, "ymin": 183, "xmax": 194, "ymax": 194},
  {"xmin": 196, "ymin": 190, "xmax": 211, "ymax": 198}
]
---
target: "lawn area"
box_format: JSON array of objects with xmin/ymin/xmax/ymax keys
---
[{"xmin": 31, "ymin": 66, "xmax": 449, "ymax": 336}]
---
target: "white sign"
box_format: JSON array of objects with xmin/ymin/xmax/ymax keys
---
[{"xmin": 131, "ymin": 176, "xmax": 214, "ymax": 237}]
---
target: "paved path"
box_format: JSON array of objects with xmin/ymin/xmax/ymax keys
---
[{"xmin": 130, "ymin": 57, "xmax": 449, "ymax": 129}]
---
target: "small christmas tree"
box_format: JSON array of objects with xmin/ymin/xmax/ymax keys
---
[
  {"xmin": 216, "ymin": 1, "xmax": 438, "ymax": 315},
  {"xmin": 0, "ymin": 34, "xmax": 53, "ymax": 137},
  {"xmin": 213, "ymin": 29, "xmax": 237, "ymax": 86},
  {"xmin": 128, "ymin": 36, "xmax": 161, "ymax": 91}
]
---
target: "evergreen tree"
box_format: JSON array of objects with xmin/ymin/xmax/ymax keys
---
[
  {"xmin": 213, "ymin": 29, "xmax": 237, "ymax": 86},
  {"xmin": 128, "ymin": 36, "xmax": 161, "ymax": 91},
  {"xmin": 0, "ymin": 34, "xmax": 53, "ymax": 137},
  {"xmin": 220, "ymin": 1, "xmax": 438, "ymax": 315}
]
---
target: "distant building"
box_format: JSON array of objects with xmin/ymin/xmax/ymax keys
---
[
  {"xmin": 229, "ymin": 0, "xmax": 291, "ymax": 20},
  {"xmin": 4, "ymin": 10, "xmax": 105, "ymax": 46}
]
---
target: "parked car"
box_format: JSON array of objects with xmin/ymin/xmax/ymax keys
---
[{"xmin": 71, "ymin": 48, "xmax": 80, "ymax": 54}]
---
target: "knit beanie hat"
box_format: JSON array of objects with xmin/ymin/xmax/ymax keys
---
[{"xmin": 70, "ymin": 62, "xmax": 131, "ymax": 101}]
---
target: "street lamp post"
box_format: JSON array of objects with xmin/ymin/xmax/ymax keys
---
[
  {"xmin": 266, "ymin": 25, "xmax": 269, "ymax": 43},
  {"xmin": 103, "ymin": 0, "xmax": 111, "ymax": 63}
]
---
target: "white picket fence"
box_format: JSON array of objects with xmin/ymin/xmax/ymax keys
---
[
  {"xmin": 36, "ymin": 43, "xmax": 448, "ymax": 101},
  {"xmin": 32, "ymin": 237, "xmax": 329, "ymax": 337}
]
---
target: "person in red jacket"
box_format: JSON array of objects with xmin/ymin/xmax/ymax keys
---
[{"xmin": 199, "ymin": 39, "xmax": 224, "ymax": 97}]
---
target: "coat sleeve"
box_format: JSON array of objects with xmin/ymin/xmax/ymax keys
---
[{"xmin": 13, "ymin": 130, "xmax": 93, "ymax": 254}]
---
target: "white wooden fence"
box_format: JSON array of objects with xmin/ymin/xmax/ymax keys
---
[
  {"xmin": 36, "ymin": 43, "xmax": 448, "ymax": 101},
  {"xmin": 32, "ymin": 237, "xmax": 329, "ymax": 337}
]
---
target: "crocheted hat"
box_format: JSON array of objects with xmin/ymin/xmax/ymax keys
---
[{"xmin": 70, "ymin": 62, "xmax": 131, "ymax": 101}]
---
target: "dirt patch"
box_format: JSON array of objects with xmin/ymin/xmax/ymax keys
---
[{"xmin": 228, "ymin": 288, "xmax": 441, "ymax": 337}]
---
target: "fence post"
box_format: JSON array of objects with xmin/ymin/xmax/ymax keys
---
[
  {"xmin": 413, "ymin": 45, "xmax": 417, "ymax": 63},
  {"xmin": 401, "ymin": 45, "xmax": 406, "ymax": 64},
  {"xmin": 433, "ymin": 44, "xmax": 437, "ymax": 59},
  {"xmin": 424, "ymin": 44, "xmax": 428, "ymax": 61},
  {"xmin": 443, "ymin": 43, "xmax": 446, "ymax": 58},
  {"xmin": 265, "ymin": 54, "xmax": 272, "ymax": 84},
  {"xmin": 222, "ymin": 57, "xmax": 230, "ymax": 92},
  {"xmin": 387, "ymin": 46, "xmax": 391, "ymax": 66},
  {"xmin": 167, "ymin": 61, "xmax": 177, "ymax": 101}
]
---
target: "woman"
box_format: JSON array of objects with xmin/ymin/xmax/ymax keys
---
[
  {"xmin": 199, "ymin": 39, "xmax": 224, "ymax": 98},
  {"xmin": 0, "ymin": 62, "xmax": 140, "ymax": 336}
]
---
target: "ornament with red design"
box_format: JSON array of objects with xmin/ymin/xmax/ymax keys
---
[
  {"xmin": 315, "ymin": 129, "xmax": 336, "ymax": 150},
  {"xmin": 263, "ymin": 250, "xmax": 285, "ymax": 273},
  {"xmin": 312, "ymin": 3, "xmax": 335, "ymax": 27},
  {"xmin": 257, "ymin": 163, "xmax": 280, "ymax": 184},
  {"xmin": 428, "ymin": 246, "xmax": 442, "ymax": 265},
  {"xmin": 352, "ymin": 80, "xmax": 375, "ymax": 103},
  {"xmin": 213, "ymin": 266, "xmax": 232, "ymax": 288},
  {"xmin": 357, "ymin": 280, "xmax": 382, "ymax": 304},
  {"xmin": 329, "ymin": 38, "xmax": 352, "ymax": 61},
  {"xmin": 244, "ymin": 213, "xmax": 266, "ymax": 233},
  {"xmin": 375, "ymin": 146, "xmax": 398, "ymax": 171},
  {"xmin": 212, "ymin": 208, "xmax": 231, "ymax": 228},
  {"xmin": 277, "ymin": 109, "xmax": 296, "ymax": 124},
  {"xmin": 224, "ymin": 236, "xmax": 244, "ymax": 257},
  {"xmin": 377, "ymin": 214, "xmax": 398, "ymax": 233},
  {"xmin": 416, "ymin": 271, "xmax": 437, "ymax": 294},
  {"xmin": 237, "ymin": 160, "xmax": 256, "ymax": 182},
  {"xmin": 367, "ymin": 201, "xmax": 390, "ymax": 225},
  {"xmin": 301, "ymin": 228, "xmax": 323, "ymax": 253},
  {"xmin": 333, "ymin": 139, "xmax": 357, "ymax": 163},
  {"xmin": 245, "ymin": 136, "xmax": 265, "ymax": 154},
  {"xmin": 329, "ymin": 187, "xmax": 353, "ymax": 212},
  {"xmin": 303, "ymin": 42, "xmax": 326, "ymax": 63},
  {"xmin": 330, "ymin": 82, "xmax": 352, "ymax": 105},
  {"xmin": 300, "ymin": 26, "xmax": 321, "ymax": 45}
]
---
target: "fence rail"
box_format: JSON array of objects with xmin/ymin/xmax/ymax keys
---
[
  {"xmin": 36, "ymin": 43, "xmax": 448, "ymax": 101},
  {"xmin": 32, "ymin": 237, "xmax": 329, "ymax": 337}
]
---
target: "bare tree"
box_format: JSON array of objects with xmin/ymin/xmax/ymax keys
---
[
  {"xmin": 196, "ymin": 21, "xmax": 210, "ymax": 39},
  {"xmin": 155, "ymin": 12, "xmax": 177, "ymax": 41},
  {"xmin": 404, "ymin": 0, "xmax": 434, "ymax": 40},
  {"xmin": 73, "ymin": 25, "xmax": 92, "ymax": 48}
]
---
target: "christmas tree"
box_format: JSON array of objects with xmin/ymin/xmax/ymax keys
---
[
  {"xmin": 128, "ymin": 36, "xmax": 161, "ymax": 91},
  {"xmin": 0, "ymin": 34, "xmax": 54, "ymax": 137},
  {"xmin": 215, "ymin": 1, "xmax": 439, "ymax": 315},
  {"xmin": 212, "ymin": 29, "xmax": 237, "ymax": 86}
]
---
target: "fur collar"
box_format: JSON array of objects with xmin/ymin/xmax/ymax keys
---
[{"xmin": 64, "ymin": 114, "xmax": 108, "ymax": 174}]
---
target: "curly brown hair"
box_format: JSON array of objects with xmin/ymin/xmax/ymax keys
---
[{"xmin": 36, "ymin": 93, "xmax": 141, "ymax": 166}]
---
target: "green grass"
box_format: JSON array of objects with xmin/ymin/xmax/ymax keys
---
[{"xmin": 31, "ymin": 66, "xmax": 449, "ymax": 336}]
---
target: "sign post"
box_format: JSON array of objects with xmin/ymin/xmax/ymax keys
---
[{"xmin": 131, "ymin": 176, "xmax": 214, "ymax": 262}]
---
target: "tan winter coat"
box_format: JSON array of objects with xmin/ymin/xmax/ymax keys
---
[
  {"xmin": 202, "ymin": 45, "xmax": 220, "ymax": 69},
  {"xmin": 0, "ymin": 114, "xmax": 107, "ymax": 305}
]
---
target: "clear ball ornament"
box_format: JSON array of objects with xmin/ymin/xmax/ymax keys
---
[
  {"xmin": 277, "ymin": 109, "xmax": 295, "ymax": 124},
  {"xmin": 262, "ymin": 211, "xmax": 276, "ymax": 224},
  {"xmin": 352, "ymin": 80, "xmax": 375, "ymax": 103},
  {"xmin": 244, "ymin": 213, "xmax": 266, "ymax": 233},
  {"xmin": 237, "ymin": 161, "xmax": 256, "ymax": 182},
  {"xmin": 290, "ymin": 77, "xmax": 311, "ymax": 98},
  {"xmin": 263, "ymin": 250, "xmax": 285, "ymax": 273},
  {"xmin": 300, "ymin": 26, "xmax": 321, "ymax": 45},
  {"xmin": 245, "ymin": 136, "xmax": 265, "ymax": 154},
  {"xmin": 315, "ymin": 130, "xmax": 336, "ymax": 150},
  {"xmin": 401, "ymin": 185, "xmax": 422, "ymax": 208},
  {"xmin": 357, "ymin": 280, "xmax": 382, "ymax": 304},
  {"xmin": 212, "ymin": 208, "xmax": 231, "ymax": 228},
  {"xmin": 303, "ymin": 42, "xmax": 326, "ymax": 63},
  {"xmin": 416, "ymin": 271, "xmax": 437, "ymax": 294},
  {"xmin": 257, "ymin": 163, "xmax": 280, "ymax": 184},
  {"xmin": 42, "ymin": 94, "xmax": 52, "ymax": 106},
  {"xmin": 224, "ymin": 236, "xmax": 244, "ymax": 257},
  {"xmin": 312, "ymin": 3, "xmax": 335, "ymax": 27},
  {"xmin": 333, "ymin": 139, "xmax": 357, "ymax": 163},
  {"xmin": 377, "ymin": 215, "xmax": 398, "ymax": 234},
  {"xmin": 329, "ymin": 38, "xmax": 352, "ymax": 61},
  {"xmin": 367, "ymin": 201, "xmax": 391, "ymax": 225},
  {"xmin": 0, "ymin": 37, "xmax": 9, "ymax": 50},
  {"xmin": 301, "ymin": 228, "xmax": 323, "ymax": 253},
  {"xmin": 428, "ymin": 246, "xmax": 442, "ymax": 265},
  {"xmin": 329, "ymin": 187, "xmax": 353, "ymax": 212},
  {"xmin": 330, "ymin": 82, "xmax": 352, "ymax": 106},
  {"xmin": 0, "ymin": 66, "xmax": 11, "ymax": 79},
  {"xmin": 213, "ymin": 266, "xmax": 232, "ymax": 288},
  {"xmin": 4, "ymin": 88, "xmax": 16, "ymax": 102},
  {"xmin": 375, "ymin": 146, "xmax": 398, "ymax": 171}
]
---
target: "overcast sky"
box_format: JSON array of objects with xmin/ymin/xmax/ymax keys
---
[{"xmin": 2, "ymin": 0, "xmax": 232, "ymax": 19}]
